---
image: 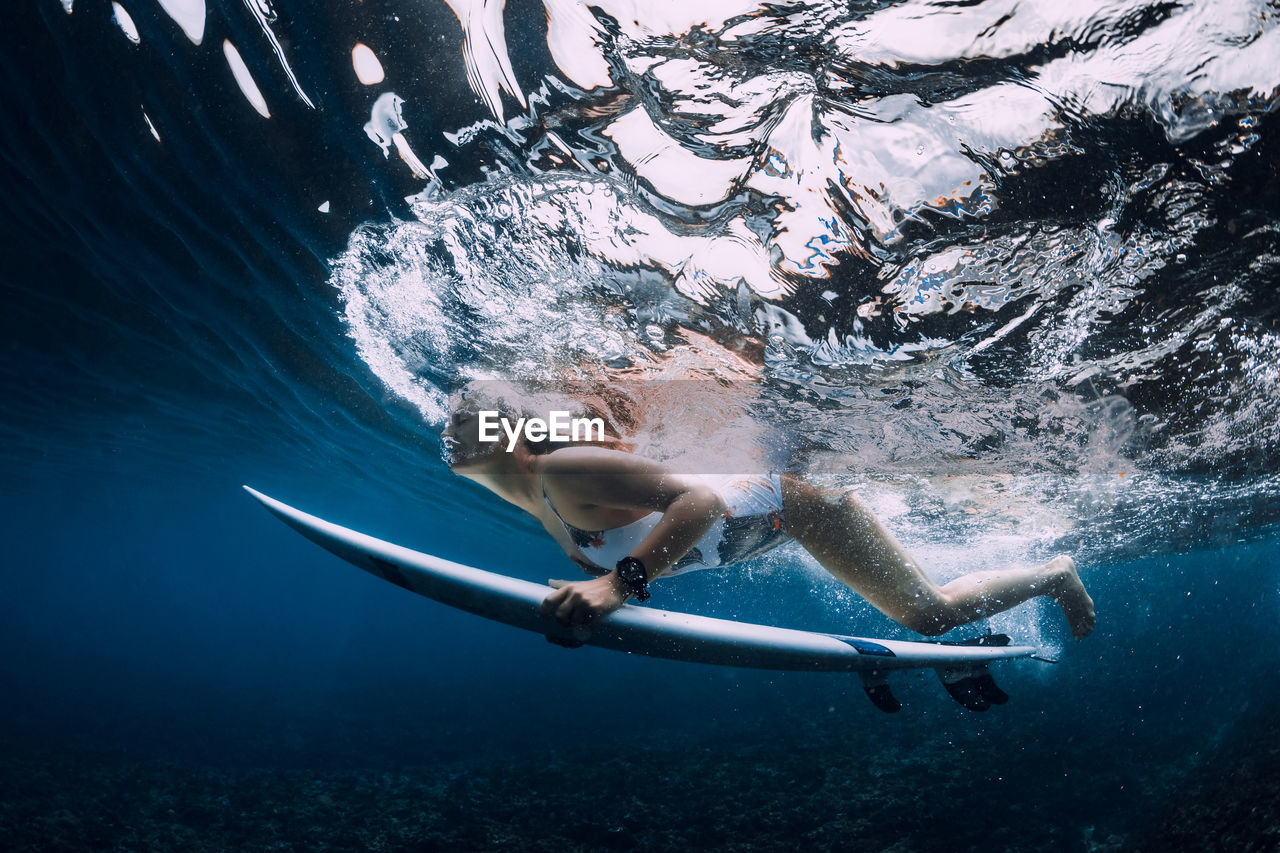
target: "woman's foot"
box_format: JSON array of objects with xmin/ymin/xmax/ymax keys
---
[{"xmin": 1042, "ymin": 556, "xmax": 1095, "ymax": 639}]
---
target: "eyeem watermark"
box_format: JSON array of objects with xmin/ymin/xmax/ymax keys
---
[{"xmin": 478, "ymin": 410, "xmax": 606, "ymax": 451}]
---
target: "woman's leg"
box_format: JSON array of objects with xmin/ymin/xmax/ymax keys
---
[{"xmin": 780, "ymin": 476, "xmax": 1095, "ymax": 638}]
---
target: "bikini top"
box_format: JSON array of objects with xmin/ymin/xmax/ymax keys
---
[
  {"xmin": 538, "ymin": 474, "xmax": 791, "ymax": 573},
  {"xmin": 540, "ymin": 476, "xmax": 671, "ymax": 570}
]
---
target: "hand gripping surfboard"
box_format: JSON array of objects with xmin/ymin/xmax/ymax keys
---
[{"xmin": 246, "ymin": 487, "xmax": 1047, "ymax": 712}]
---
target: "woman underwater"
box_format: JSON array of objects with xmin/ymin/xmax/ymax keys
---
[{"xmin": 442, "ymin": 382, "xmax": 1096, "ymax": 639}]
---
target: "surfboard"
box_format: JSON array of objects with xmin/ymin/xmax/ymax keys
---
[{"xmin": 245, "ymin": 487, "xmax": 1047, "ymax": 712}]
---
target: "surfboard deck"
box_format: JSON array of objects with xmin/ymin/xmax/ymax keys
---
[{"xmin": 246, "ymin": 487, "xmax": 1045, "ymax": 711}]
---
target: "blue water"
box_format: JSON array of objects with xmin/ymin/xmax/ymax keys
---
[{"xmin": 3, "ymin": 0, "xmax": 1279, "ymax": 849}]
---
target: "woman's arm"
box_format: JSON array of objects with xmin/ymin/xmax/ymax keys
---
[{"xmin": 537, "ymin": 447, "xmax": 726, "ymax": 626}]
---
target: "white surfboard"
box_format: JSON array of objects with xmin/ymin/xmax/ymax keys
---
[{"xmin": 246, "ymin": 487, "xmax": 1047, "ymax": 712}]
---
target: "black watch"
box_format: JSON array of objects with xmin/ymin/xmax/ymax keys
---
[{"xmin": 614, "ymin": 556, "xmax": 651, "ymax": 601}]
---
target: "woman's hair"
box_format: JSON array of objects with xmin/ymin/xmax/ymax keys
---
[{"xmin": 450, "ymin": 378, "xmax": 636, "ymax": 455}]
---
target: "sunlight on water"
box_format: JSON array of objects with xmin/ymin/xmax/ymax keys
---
[
  {"xmin": 351, "ymin": 42, "xmax": 385, "ymax": 86},
  {"xmin": 156, "ymin": 0, "xmax": 205, "ymax": 46},
  {"xmin": 222, "ymin": 39, "xmax": 270, "ymax": 118},
  {"xmin": 243, "ymin": 0, "xmax": 314, "ymax": 109},
  {"xmin": 111, "ymin": 2, "xmax": 139, "ymax": 44},
  {"xmin": 328, "ymin": 0, "xmax": 1278, "ymax": 571},
  {"xmin": 142, "ymin": 108, "xmax": 160, "ymax": 141}
]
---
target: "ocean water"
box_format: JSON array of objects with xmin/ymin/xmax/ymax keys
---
[{"xmin": 2, "ymin": 1, "xmax": 1278, "ymax": 850}]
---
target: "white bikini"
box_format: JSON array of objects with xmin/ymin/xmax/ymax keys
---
[{"xmin": 542, "ymin": 473, "xmax": 793, "ymax": 576}]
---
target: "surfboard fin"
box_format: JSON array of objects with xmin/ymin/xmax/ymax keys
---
[
  {"xmin": 859, "ymin": 671, "xmax": 902, "ymax": 713},
  {"xmin": 935, "ymin": 663, "xmax": 1010, "ymax": 712}
]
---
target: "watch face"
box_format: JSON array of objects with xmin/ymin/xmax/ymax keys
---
[
  {"xmin": 617, "ymin": 558, "xmax": 650, "ymax": 599},
  {"xmin": 619, "ymin": 558, "xmax": 645, "ymax": 584}
]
